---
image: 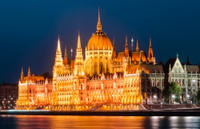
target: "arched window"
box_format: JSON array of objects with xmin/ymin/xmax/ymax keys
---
[
  {"xmin": 100, "ymin": 62, "xmax": 103, "ymax": 74},
  {"xmin": 157, "ymin": 81, "xmax": 160, "ymax": 86},
  {"xmin": 94, "ymin": 62, "xmax": 98, "ymax": 74}
]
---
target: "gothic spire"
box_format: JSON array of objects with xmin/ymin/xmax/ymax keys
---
[
  {"xmin": 124, "ymin": 35, "xmax": 129, "ymax": 57},
  {"xmin": 20, "ymin": 67, "xmax": 24, "ymax": 80},
  {"xmin": 74, "ymin": 33, "xmax": 84, "ymax": 76},
  {"xmin": 96, "ymin": 8, "xmax": 102, "ymax": 32},
  {"xmin": 112, "ymin": 38, "xmax": 116, "ymax": 59},
  {"xmin": 28, "ymin": 66, "xmax": 31, "ymax": 77},
  {"xmin": 55, "ymin": 35, "xmax": 63, "ymax": 66},
  {"xmin": 57, "ymin": 36, "xmax": 61, "ymax": 53},
  {"xmin": 147, "ymin": 38, "xmax": 156, "ymax": 64},
  {"xmin": 77, "ymin": 32, "xmax": 82, "ymax": 49},
  {"xmin": 148, "ymin": 38, "xmax": 154, "ymax": 58},
  {"xmin": 136, "ymin": 40, "xmax": 139, "ymax": 52},
  {"xmin": 64, "ymin": 47, "xmax": 68, "ymax": 65}
]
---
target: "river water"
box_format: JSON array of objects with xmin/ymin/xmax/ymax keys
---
[{"xmin": 0, "ymin": 115, "xmax": 200, "ymax": 129}]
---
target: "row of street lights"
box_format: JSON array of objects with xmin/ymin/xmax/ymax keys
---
[
  {"xmin": 151, "ymin": 94, "xmax": 191, "ymax": 104},
  {"xmin": 171, "ymin": 94, "xmax": 191, "ymax": 104}
]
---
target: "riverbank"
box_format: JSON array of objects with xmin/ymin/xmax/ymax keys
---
[{"xmin": 1, "ymin": 108, "xmax": 200, "ymax": 116}]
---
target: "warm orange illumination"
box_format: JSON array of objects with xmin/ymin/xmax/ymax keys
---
[{"xmin": 15, "ymin": 9, "xmax": 148, "ymax": 111}]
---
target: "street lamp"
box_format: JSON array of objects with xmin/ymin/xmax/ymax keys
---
[
  {"xmin": 186, "ymin": 94, "xmax": 192, "ymax": 104},
  {"xmin": 172, "ymin": 94, "xmax": 175, "ymax": 99},
  {"xmin": 172, "ymin": 94, "xmax": 176, "ymax": 104},
  {"xmin": 187, "ymin": 94, "xmax": 190, "ymax": 99},
  {"xmin": 153, "ymin": 95, "xmax": 157, "ymax": 99},
  {"xmin": 153, "ymin": 95, "xmax": 157, "ymax": 104}
]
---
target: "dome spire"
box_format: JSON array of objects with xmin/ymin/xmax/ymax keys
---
[{"xmin": 96, "ymin": 8, "xmax": 102, "ymax": 32}]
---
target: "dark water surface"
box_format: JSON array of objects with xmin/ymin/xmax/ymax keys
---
[{"xmin": 0, "ymin": 115, "xmax": 200, "ymax": 129}]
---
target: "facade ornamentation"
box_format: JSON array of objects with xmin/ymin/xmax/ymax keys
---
[
  {"xmin": 16, "ymin": 10, "xmax": 145, "ymax": 111},
  {"xmin": 166, "ymin": 55, "xmax": 200, "ymax": 101},
  {"xmin": 16, "ymin": 67, "xmax": 52, "ymax": 109},
  {"xmin": 16, "ymin": 9, "xmax": 199, "ymax": 111}
]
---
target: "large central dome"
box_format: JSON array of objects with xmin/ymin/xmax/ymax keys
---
[
  {"xmin": 87, "ymin": 32, "xmax": 112, "ymax": 50},
  {"xmin": 86, "ymin": 9, "xmax": 112, "ymax": 50}
]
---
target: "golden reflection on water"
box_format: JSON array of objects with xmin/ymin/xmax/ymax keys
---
[
  {"xmin": 11, "ymin": 115, "xmax": 146, "ymax": 129},
  {"xmin": 51, "ymin": 116, "xmax": 146, "ymax": 129},
  {"xmin": 1, "ymin": 115, "xmax": 200, "ymax": 129}
]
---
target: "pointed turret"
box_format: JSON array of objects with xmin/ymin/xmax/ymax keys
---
[
  {"xmin": 74, "ymin": 33, "xmax": 84, "ymax": 76},
  {"xmin": 136, "ymin": 40, "xmax": 139, "ymax": 52},
  {"xmin": 112, "ymin": 39, "xmax": 116, "ymax": 59},
  {"xmin": 52, "ymin": 36, "xmax": 64, "ymax": 94},
  {"xmin": 57, "ymin": 36, "xmax": 61, "ymax": 53},
  {"xmin": 77, "ymin": 32, "xmax": 82, "ymax": 49},
  {"xmin": 96, "ymin": 8, "xmax": 102, "ymax": 32},
  {"xmin": 148, "ymin": 38, "xmax": 154, "ymax": 58},
  {"xmin": 124, "ymin": 35, "xmax": 129, "ymax": 57},
  {"xmin": 20, "ymin": 67, "xmax": 24, "ymax": 81},
  {"xmin": 148, "ymin": 38, "xmax": 156, "ymax": 64},
  {"xmin": 64, "ymin": 48, "xmax": 68, "ymax": 65},
  {"xmin": 54, "ymin": 36, "xmax": 63, "ymax": 66},
  {"xmin": 28, "ymin": 66, "xmax": 31, "ymax": 77}
]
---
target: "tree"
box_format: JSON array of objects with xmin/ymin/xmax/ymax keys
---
[
  {"xmin": 170, "ymin": 83, "xmax": 182, "ymax": 103},
  {"xmin": 195, "ymin": 89, "xmax": 200, "ymax": 104},
  {"xmin": 162, "ymin": 83, "xmax": 170, "ymax": 103},
  {"xmin": 162, "ymin": 82, "xmax": 182, "ymax": 104}
]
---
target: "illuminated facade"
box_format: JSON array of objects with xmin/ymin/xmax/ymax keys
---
[
  {"xmin": 16, "ymin": 67, "xmax": 52, "ymax": 110},
  {"xmin": 166, "ymin": 55, "xmax": 200, "ymax": 102},
  {"xmin": 50, "ymin": 10, "xmax": 145, "ymax": 111},
  {"xmin": 16, "ymin": 9, "xmax": 162, "ymax": 111}
]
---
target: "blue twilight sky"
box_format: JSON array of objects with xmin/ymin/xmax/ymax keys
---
[{"xmin": 0, "ymin": 0, "xmax": 200, "ymax": 83}]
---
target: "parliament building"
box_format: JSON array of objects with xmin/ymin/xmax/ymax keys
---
[{"xmin": 16, "ymin": 10, "xmax": 183, "ymax": 111}]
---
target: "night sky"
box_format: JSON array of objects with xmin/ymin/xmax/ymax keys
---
[{"xmin": 0, "ymin": 0, "xmax": 200, "ymax": 83}]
